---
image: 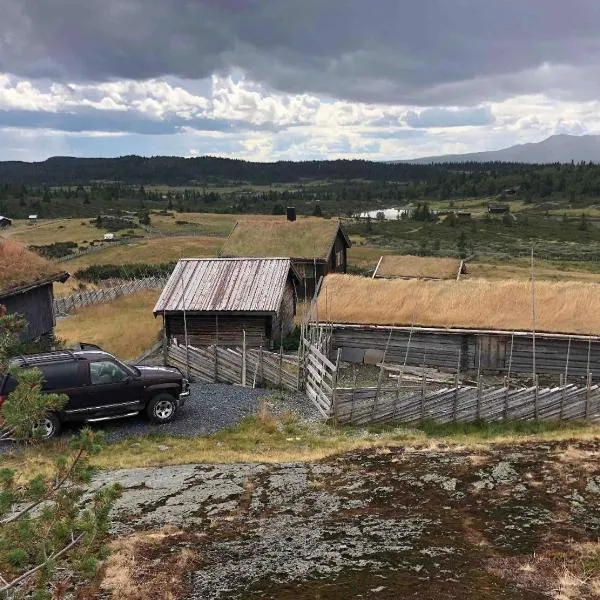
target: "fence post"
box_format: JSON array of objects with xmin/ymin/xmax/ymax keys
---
[
  {"xmin": 559, "ymin": 373, "xmax": 565, "ymax": 420},
  {"xmin": 259, "ymin": 345, "xmax": 264, "ymax": 386},
  {"xmin": 420, "ymin": 359, "xmax": 426, "ymax": 424},
  {"xmin": 242, "ymin": 330, "xmax": 247, "ymax": 387},
  {"xmin": 452, "ymin": 375, "xmax": 459, "ymax": 423},
  {"xmin": 586, "ymin": 372, "xmax": 592, "ymax": 418},
  {"xmin": 534, "ymin": 376, "xmax": 539, "ymax": 420},
  {"xmin": 476, "ymin": 375, "xmax": 482, "ymax": 421},
  {"xmin": 296, "ymin": 325, "xmax": 304, "ymax": 392},
  {"xmin": 503, "ymin": 377, "xmax": 509, "ymax": 421},
  {"xmin": 331, "ymin": 348, "xmax": 342, "ymax": 422},
  {"xmin": 278, "ymin": 346, "xmax": 283, "ymax": 389}
]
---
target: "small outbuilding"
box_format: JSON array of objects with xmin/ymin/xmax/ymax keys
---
[
  {"xmin": 0, "ymin": 216, "xmax": 12, "ymax": 228},
  {"xmin": 0, "ymin": 240, "xmax": 69, "ymax": 341},
  {"xmin": 28, "ymin": 214, "xmax": 38, "ymax": 223},
  {"xmin": 222, "ymin": 216, "xmax": 352, "ymax": 298},
  {"xmin": 154, "ymin": 258, "xmax": 301, "ymax": 348}
]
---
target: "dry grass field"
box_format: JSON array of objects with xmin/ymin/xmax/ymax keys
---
[
  {"xmin": 7, "ymin": 218, "xmax": 115, "ymax": 245},
  {"xmin": 467, "ymin": 261, "xmax": 600, "ymax": 282},
  {"xmin": 347, "ymin": 245, "xmax": 392, "ymax": 270},
  {"xmin": 151, "ymin": 212, "xmax": 289, "ymax": 236},
  {"xmin": 55, "ymin": 291, "xmax": 161, "ymax": 360},
  {"xmin": 318, "ymin": 273, "xmax": 600, "ymax": 334},
  {"xmin": 376, "ymin": 255, "xmax": 462, "ymax": 279},
  {"xmin": 64, "ymin": 236, "xmax": 224, "ymax": 271},
  {"xmin": 0, "ymin": 238, "xmax": 65, "ymax": 289},
  {"xmin": 223, "ymin": 218, "xmax": 341, "ymax": 258}
]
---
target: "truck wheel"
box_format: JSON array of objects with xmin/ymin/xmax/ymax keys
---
[
  {"xmin": 146, "ymin": 393, "xmax": 177, "ymax": 424},
  {"xmin": 34, "ymin": 413, "xmax": 61, "ymax": 439}
]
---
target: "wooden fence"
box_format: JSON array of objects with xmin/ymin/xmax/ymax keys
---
[
  {"xmin": 332, "ymin": 378, "xmax": 600, "ymax": 425},
  {"xmin": 167, "ymin": 342, "xmax": 298, "ymax": 391},
  {"xmin": 53, "ymin": 277, "xmax": 167, "ymax": 316}
]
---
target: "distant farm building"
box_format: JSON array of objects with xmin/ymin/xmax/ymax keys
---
[
  {"xmin": 0, "ymin": 240, "xmax": 69, "ymax": 341},
  {"xmin": 488, "ymin": 203, "xmax": 510, "ymax": 215},
  {"xmin": 28, "ymin": 214, "xmax": 38, "ymax": 223},
  {"xmin": 222, "ymin": 216, "xmax": 352, "ymax": 298},
  {"xmin": 0, "ymin": 216, "xmax": 12, "ymax": 228},
  {"xmin": 154, "ymin": 258, "xmax": 300, "ymax": 348},
  {"xmin": 374, "ymin": 255, "xmax": 466, "ymax": 280}
]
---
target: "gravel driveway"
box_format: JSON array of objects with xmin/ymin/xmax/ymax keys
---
[{"xmin": 82, "ymin": 383, "xmax": 321, "ymax": 443}]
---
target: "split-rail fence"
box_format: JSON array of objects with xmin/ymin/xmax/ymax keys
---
[{"xmin": 53, "ymin": 277, "xmax": 167, "ymax": 317}]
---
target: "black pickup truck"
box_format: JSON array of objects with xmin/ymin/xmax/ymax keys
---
[{"xmin": 0, "ymin": 349, "xmax": 190, "ymax": 437}]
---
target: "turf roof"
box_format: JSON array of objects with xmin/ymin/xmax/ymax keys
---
[{"xmin": 222, "ymin": 218, "xmax": 347, "ymax": 260}]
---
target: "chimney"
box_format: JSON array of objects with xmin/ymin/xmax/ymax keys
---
[{"xmin": 286, "ymin": 207, "xmax": 296, "ymax": 222}]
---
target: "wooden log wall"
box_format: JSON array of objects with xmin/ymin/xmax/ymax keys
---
[
  {"xmin": 333, "ymin": 382, "xmax": 600, "ymax": 426},
  {"xmin": 326, "ymin": 324, "xmax": 600, "ymax": 379},
  {"xmin": 166, "ymin": 315, "xmax": 268, "ymax": 348}
]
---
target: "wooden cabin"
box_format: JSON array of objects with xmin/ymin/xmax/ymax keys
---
[
  {"xmin": 222, "ymin": 216, "xmax": 352, "ymax": 298},
  {"xmin": 154, "ymin": 258, "xmax": 301, "ymax": 349},
  {"xmin": 0, "ymin": 240, "xmax": 69, "ymax": 342}
]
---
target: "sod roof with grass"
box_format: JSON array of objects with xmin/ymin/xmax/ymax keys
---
[
  {"xmin": 0, "ymin": 238, "xmax": 68, "ymax": 295},
  {"xmin": 222, "ymin": 218, "xmax": 349, "ymax": 260},
  {"xmin": 375, "ymin": 255, "xmax": 463, "ymax": 279},
  {"xmin": 318, "ymin": 274, "xmax": 600, "ymax": 335}
]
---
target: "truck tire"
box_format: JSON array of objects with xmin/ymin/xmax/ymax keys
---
[
  {"xmin": 146, "ymin": 393, "xmax": 177, "ymax": 424},
  {"xmin": 35, "ymin": 413, "xmax": 61, "ymax": 439}
]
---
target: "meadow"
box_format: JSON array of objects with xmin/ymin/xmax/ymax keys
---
[{"xmin": 55, "ymin": 291, "xmax": 161, "ymax": 360}]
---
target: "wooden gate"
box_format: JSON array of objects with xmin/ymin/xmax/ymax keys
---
[{"xmin": 299, "ymin": 325, "xmax": 339, "ymax": 417}]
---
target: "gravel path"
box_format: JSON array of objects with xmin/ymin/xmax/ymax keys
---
[{"xmin": 86, "ymin": 383, "xmax": 320, "ymax": 443}]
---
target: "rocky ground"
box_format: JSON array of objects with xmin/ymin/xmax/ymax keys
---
[{"xmin": 89, "ymin": 440, "xmax": 600, "ymax": 599}]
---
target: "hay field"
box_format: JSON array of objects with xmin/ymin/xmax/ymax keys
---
[
  {"xmin": 8, "ymin": 218, "xmax": 114, "ymax": 245},
  {"xmin": 223, "ymin": 218, "xmax": 341, "ymax": 259},
  {"xmin": 151, "ymin": 212, "xmax": 285, "ymax": 236},
  {"xmin": 0, "ymin": 238, "xmax": 65, "ymax": 289},
  {"xmin": 55, "ymin": 291, "xmax": 161, "ymax": 360},
  {"xmin": 318, "ymin": 274, "xmax": 600, "ymax": 335},
  {"xmin": 64, "ymin": 236, "xmax": 224, "ymax": 271},
  {"xmin": 348, "ymin": 246, "xmax": 392, "ymax": 270},
  {"xmin": 376, "ymin": 255, "xmax": 461, "ymax": 279},
  {"xmin": 468, "ymin": 261, "xmax": 600, "ymax": 282}
]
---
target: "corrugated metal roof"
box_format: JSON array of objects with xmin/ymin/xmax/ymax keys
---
[{"xmin": 153, "ymin": 258, "xmax": 296, "ymax": 314}]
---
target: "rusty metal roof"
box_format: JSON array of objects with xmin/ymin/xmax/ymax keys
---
[{"xmin": 153, "ymin": 258, "xmax": 298, "ymax": 314}]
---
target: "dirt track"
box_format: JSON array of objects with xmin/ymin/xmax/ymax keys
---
[{"xmin": 92, "ymin": 441, "xmax": 600, "ymax": 599}]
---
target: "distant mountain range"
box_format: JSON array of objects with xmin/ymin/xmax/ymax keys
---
[{"xmin": 403, "ymin": 134, "xmax": 600, "ymax": 164}]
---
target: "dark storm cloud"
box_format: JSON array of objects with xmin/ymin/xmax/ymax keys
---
[{"xmin": 2, "ymin": 0, "xmax": 600, "ymax": 105}]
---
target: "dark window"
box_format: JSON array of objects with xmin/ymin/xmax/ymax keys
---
[
  {"xmin": 1, "ymin": 374, "xmax": 18, "ymax": 395},
  {"xmin": 38, "ymin": 362, "xmax": 81, "ymax": 390},
  {"xmin": 90, "ymin": 361, "xmax": 128, "ymax": 385}
]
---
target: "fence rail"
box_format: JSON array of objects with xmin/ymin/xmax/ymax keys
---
[
  {"xmin": 53, "ymin": 277, "xmax": 167, "ymax": 316},
  {"xmin": 332, "ymin": 380, "xmax": 600, "ymax": 425},
  {"xmin": 167, "ymin": 343, "xmax": 299, "ymax": 391}
]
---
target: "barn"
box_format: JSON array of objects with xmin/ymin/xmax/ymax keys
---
[
  {"xmin": 154, "ymin": 258, "xmax": 301, "ymax": 349},
  {"xmin": 0, "ymin": 239, "xmax": 69, "ymax": 342},
  {"xmin": 222, "ymin": 216, "xmax": 352, "ymax": 298}
]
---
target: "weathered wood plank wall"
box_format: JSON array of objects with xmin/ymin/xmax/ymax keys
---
[{"xmin": 325, "ymin": 324, "xmax": 600, "ymax": 379}]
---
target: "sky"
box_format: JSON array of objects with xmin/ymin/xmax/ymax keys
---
[{"xmin": 2, "ymin": 0, "xmax": 600, "ymax": 162}]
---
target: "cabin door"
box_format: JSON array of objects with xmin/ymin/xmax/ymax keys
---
[{"xmin": 476, "ymin": 335, "xmax": 509, "ymax": 373}]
